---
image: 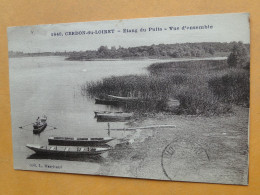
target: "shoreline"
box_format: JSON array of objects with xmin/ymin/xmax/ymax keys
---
[
  {"xmin": 65, "ymin": 56, "xmax": 228, "ymax": 62},
  {"xmin": 9, "ymin": 55, "xmax": 228, "ymax": 62},
  {"xmin": 99, "ymin": 106, "xmax": 249, "ymax": 185}
]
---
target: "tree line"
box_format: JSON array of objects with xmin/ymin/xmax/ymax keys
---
[
  {"xmin": 66, "ymin": 42, "xmax": 249, "ymax": 60},
  {"xmin": 9, "ymin": 42, "xmax": 249, "ymax": 63}
]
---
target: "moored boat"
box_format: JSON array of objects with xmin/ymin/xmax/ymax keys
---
[
  {"xmin": 107, "ymin": 94, "xmax": 139, "ymax": 101},
  {"xmin": 96, "ymin": 112, "xmax": 133, "ymax": 122},
  {"xmin": 95, "ymin": 98, "xmax": 120, "ymax": 106},
  {"xmin": 107, "ymin": 94, "xmax": 152, "ymax": 103},
  {"xmin": 94, "ymin": 111, "xmax": 124, "ymax": 117},
  {"xmin": 26, "ymin": 144, "xmax": 111, "ymax": 156},
  {"xmin": 48, "ymin": 136, "xmax": 114, "ymax": 146},
  {"xmin": 33, "ymin": 115, "xmax": 47, "ymax": 134}
]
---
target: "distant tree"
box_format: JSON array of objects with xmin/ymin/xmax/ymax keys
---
[
  {"xmin": 209, "ymin": 47, "xmax": 215, "ymax": 55},
  {"xmin": 111, "ymin": 46, "xmax": 116, "ymax": 51},
  {"xmin": 185, "ymin": 51, "xmax": 191, "ymax": 57},
  {"xmin": 141, "ymin": 51, "xmax": 149, "ymax": 57},
  {"xmin": 227, "ymin": 42, "xmax": 249, "ymax": 68},
  {"xmin": 98, "ymin": 46, "xmax": 109, "ymax": 54},
  {"xmin": 161, "ymin": 50, "xmax": 168, "ymax": 56},
  {"xmin": 109, "ymin": 46, "xmax": 117, "ymax": 58},
  {"xmin": 148, "ymin": 45, "xmax": 160, "ymax": 56},
  {"xmin": 97, "ymin": 46, "xmax": 110, "ymax": 57}
]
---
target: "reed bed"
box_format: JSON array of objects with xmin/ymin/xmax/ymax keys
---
[{"xmin": 82, "ymin": 60, "xmax": 249, "ymax": 115}]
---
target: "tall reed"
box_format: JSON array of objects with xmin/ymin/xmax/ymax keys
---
[{"xmin": 82, "ymin": 60, "xmax": 249, "ymax": 115}]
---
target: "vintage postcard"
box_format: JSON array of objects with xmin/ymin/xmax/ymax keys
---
[{"xmin": 8, "ymin": 13, "xmax": 250, "ymax": 185}]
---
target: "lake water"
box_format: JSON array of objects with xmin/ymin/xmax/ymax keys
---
[{"xmin": 9, "ymin": 56, "xmax": 226, "ymax": 174}]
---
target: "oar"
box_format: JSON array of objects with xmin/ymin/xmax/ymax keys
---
[
  {"xmin": 45, "ymin": 128, "xmax": 56, "ymax": 131},
  {"xmin": 19, "ymin": 123, "xmax": 34, "ymax": 129},
  {"xmin": 47, "ymin": 125, "xmax": 57, "ymax": 129},
  {"xmin": 19, "ymin": 128, "xmax": 33, "ymax": 132}
]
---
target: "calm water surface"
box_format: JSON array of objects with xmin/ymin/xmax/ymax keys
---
[
  {"xmin": 9, "ymin": 56, "xmax": 174, "ymax": 173},
  {"xmin": 9, "ymin": 56, "xmax": 226, "ymax": 174}
]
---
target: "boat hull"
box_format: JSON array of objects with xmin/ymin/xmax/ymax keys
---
[
  {"xmin": 94, "ymin": 111, "xmax": 124, "ymax": 117},
  {"xmin": 26, "ymin": 144, "xmax": 111, "ymax": 156},
  {"xmin": 33, "ymin": 123, "xmax": 47, "ymax": 134},
  {"xmin": 96, "ymin": 112, "xmax": 133, "ymax": 122},
  {"xmin": 48, "ymin": 137, "xmax": 114, "ymax": 146},
  {"xmin": 107, "ymin": 94, "xmax": 139, "ymax": 101},
  {"xmin": 96, "ymin": 116, "xmax": 132, "ymax": 122},
  {"xmin": 95, "ymin": 98, "xmax": 120, "ymax": 106}
]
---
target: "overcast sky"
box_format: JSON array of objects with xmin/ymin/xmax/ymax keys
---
[{"xmin": 7, "ymin": 13, "xmax": 250, "ymax": 53}]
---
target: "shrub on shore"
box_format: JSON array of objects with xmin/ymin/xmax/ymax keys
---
[
  {"xmin": 208, "ymin": 70, "xmax": 249, "ymax": 107},
  {"xmin": 227, "ymin": 41, "xmax": 249, "ymax": 68}
]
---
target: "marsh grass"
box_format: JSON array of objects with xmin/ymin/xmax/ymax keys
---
[{"xmin": 82, "ymin": 60, "xmax": 249, "ymax": 115}]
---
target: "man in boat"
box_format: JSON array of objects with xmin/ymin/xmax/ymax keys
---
[
  {"xmin": 42, "ymin": 115, "xmax": 47, "ymax": 121},
  {"xmin": 39, "ymin": 115, "xmax": 47, "ymax": 124},
  {"xmin": 35, "ymin": 115, "xmax": 47, "ymax": 126},
  {"xmin": 36, "ymin": 117, "xmax": 40, "ymax": 125},
  {"xmin": 108, "ymin": 123, "xmax": 110, "ymax": 136}
]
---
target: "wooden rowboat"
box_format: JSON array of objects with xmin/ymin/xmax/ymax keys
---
[
  {"xmin": 95, "ymin": 98, "xmax": 120, "ymax": 106},
  {"xmin": 26, "ymin": 144, "xmax": 111, "ymax": 156},
  {"xmin": 48, "ymin": 136, "xmax": 114, "ymax": 146},
  {"xmin": 94, "ymin": 111, "xmax": 124, "ymax": 117},
  {"xmin": 33, "ymin": 116, "xmax": 47, "ymax": 134},
  {"xmin": 107, "ymin": 95, "xmax": 139, "ymax": 101},
  {"xmin": 106, "ymin": 95, "xmax": 151, "ymax": 103},
  {"xmin": 96, "ymin": 112, "xmax": 133, "ymax": 122},
  {"xmin": 33, "ymin": 123, "xmax": 47, "ymax": 134}
]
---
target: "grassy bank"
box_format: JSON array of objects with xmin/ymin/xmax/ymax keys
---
[{"xmin": 82, "ymin": 59, "xmax": 249, "ymax": 115}]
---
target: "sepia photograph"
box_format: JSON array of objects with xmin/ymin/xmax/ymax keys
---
[{"xmin": 8, "ymin": 13, "xmax": 250, "ymax": 185}]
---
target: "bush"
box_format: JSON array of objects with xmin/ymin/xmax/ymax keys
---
[
  {"xmin": 227, "ymin": 42, "xmax": 249, "ymax": 68},
  {"xmin": 208, "ymin": 70, "xmax": 249, "ymax": 107},
  {"xmin": 175, "ymin": 89, "xmax": 232, "ymax": 115}
]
